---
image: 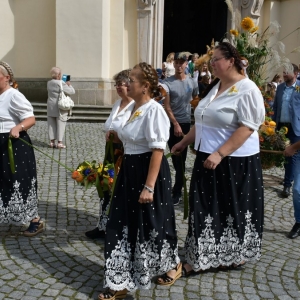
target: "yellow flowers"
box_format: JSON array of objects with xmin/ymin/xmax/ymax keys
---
[
  {"xmin": 230, "ymin": 29, "xmax": 239, "ymax": 36},
  {"xmin": 269, "ymin": 121, "xmax": 276, "ymax": 127},
  {"xmin": 296, "ymin": 85, "xmax": 300, "ymax": 93},
  {"xmin": 241, "ymin": 17, "xmax": 255, "ymax": 31},
  {"xmin": 265, "ymin": 127, "xmax": 275, "ymax": 136},
  {"xmin": 249, "ymin": 26, "xmax": 259, "ymax": 33},
  {"xmin": 282, "ymin": 126, "xmax": 288, "ymax": 134},
  {"xmin": 230, "ymin": 17, "xmax": 257, "ymax": 36},
  {"xmin": 228, "ymin": 85, "xmax": 238, "ymax": 95},
  {"xmin": 129, "ymin": 110, "xmax": 142, "ymax": 122}
]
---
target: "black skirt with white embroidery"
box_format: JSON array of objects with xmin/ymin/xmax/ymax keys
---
[
  {"xmin": 185, "ymin": 151, "xmax": 264, "ymax": 271},
  {"xmin": 0, "ymin": 132, "xmax": 38, "ymax": 224},
  {"xmin": 104, "ymin": 152, "xmax": 180, "ymax": 291}
]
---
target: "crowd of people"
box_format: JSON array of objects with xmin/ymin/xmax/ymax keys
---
[{"xmin": 1, "ymin": 41, "xmax": 300, "ymax": 300}]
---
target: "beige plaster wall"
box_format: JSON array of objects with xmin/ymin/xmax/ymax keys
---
[
  {"xmin": 56, "ymin": 0, "xmax": 109, "ymax": 78},
  {"xmin": 0, "ymin": 0, "xmax": 55, "ymax": 77},
  {"xmin": 276, "ymin": 0, "xmax": 300, "ymax": 65},
  {"xmin": 0, "ymin": 0, "xmax": 15, "ymax": 65},
  {"xmin": 262, "ymin": 0, "xmax": 300, "ymax": 66}
]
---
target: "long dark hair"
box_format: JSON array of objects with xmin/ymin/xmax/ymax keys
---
[{"xmin": 201, "ymin": 42, "xmax": 243, "ymax": 98}]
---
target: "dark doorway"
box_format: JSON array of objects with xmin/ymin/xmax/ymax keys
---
[{"xmin": 163, "ymin": 0, "xmax": 228, "ymax": 61}]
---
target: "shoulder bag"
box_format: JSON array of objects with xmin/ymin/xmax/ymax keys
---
[{"xmin": 58, "ymin": 80, "xmax": 74, "ymax": 111}]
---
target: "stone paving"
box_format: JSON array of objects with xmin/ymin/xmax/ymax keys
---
[{"xmin": 0, "ymin": 121, "xmax": 300, "ymax": 300}]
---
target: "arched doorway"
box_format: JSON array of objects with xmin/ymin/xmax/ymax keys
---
[{"xmin": 163, "ymin": 0, "xmax": 228, "ymax": 60}]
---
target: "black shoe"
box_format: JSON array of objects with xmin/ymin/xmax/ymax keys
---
[
  {"xmin": 85, "ymin": 227, "xmax": 105, "ymax": 239},
  {"xmin": 172, "ymin": 194, "xmax": 182, "ymax": 206},
  {"xmin": 280, "ymin": 186, "xmax": 291, "ymax": 198},
  {"xmin": 287, "ymin": 223, "xmax": 300, "ymax": 239}
]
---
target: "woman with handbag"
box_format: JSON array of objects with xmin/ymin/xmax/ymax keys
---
[{"xmin": 47, "ymin": 67, "xmax": 75, "ymax": 149}]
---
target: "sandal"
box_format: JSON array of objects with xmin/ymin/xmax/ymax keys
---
[
  {"xmin": 218, "ymin": 262, "xmax": 246, "ymax": 271},
  {"xmin": 49, "ymin": 142, "xmax": 55, "ymax": 148},
  {"xmin": 98, "ymin": 289, "xmax": 127, "ymax": 300},
  {"xmin": 57, "ymin": 143, "xmax": 66, "ymax": 149},
  {"xmin": 23, "ymin": 217, "xmax": 44, "ymax": 237},
  {"xmin": 156, "ymin": 262, "xmax": 182, "ymax": 286},
  {"xmin": 181, "ymin": 263, "xmax": 195, "ymax": 277}
]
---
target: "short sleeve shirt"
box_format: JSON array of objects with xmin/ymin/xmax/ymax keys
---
[
  {"xmin": 0, "ymin": 88, "xmax": 34, "ymax": 133},
  {"xmin": 117, "ymin": 100, "xmax": 170, "ymax": 154},
  {"xmin": 163, "ymin": 75, "xmax": 199, "ymax": 123},
  {"xmin": 194, "ymin": 78, "xmax": 265, "ymax": 156}
]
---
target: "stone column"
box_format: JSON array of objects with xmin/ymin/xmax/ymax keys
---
[
  {"xmin": 136, "ymin": 0, "xmax": 164, "ymax": 68},
  {"xmin": 240, "ymin": 0, "xmax": 264, "ymax": 24}
]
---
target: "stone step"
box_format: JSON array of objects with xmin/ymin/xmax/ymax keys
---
[{"xmin": 31, "ymin": 102, "xmax": 113, "ymax": 122}]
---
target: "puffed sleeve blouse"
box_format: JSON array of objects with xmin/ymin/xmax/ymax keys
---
[
  {"xmin": 103, "ymin": 99, "xmax": 133, "ymax": 133},
  {"xmin": 0, "ymin": 88, "xmax": 34, "ymax": 133},
  {"xmin": 117, "ymin": 99, "xmax": 170, "ymax": 154},
  {"xmin": 194, "ymin": 78, "xmax": 265, "ymax": 156}
]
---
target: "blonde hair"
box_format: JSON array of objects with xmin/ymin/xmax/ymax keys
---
[
  {"xmin": 0, "ymin": 61, "xmax": 14, "ymax": 83},
  {"xmin": 166, "ymin": 52, "xmax": 175, "ymax": 63},
  {"xmin": 133, "ymin": 62, "xmax": 160, "ymax": 98},
  {"xmin": 50, "ymin": 67, "xmax": 61, "ymax": 79}
]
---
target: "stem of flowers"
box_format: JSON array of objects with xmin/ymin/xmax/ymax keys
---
[{"xmin": 18, "ymin": 137, "xmax": 74, "ymax": 172}]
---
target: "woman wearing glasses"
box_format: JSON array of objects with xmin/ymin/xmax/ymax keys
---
[
  {"xmin": 85, "ymin": 69, "xmax": 133, "ymax": 239},
  {"xmin": 98, "ymin": 63, "xmax": 180, "ymax": 300},
  {"xmin": 172, "ymin": 42, "xmax": 265, "ymax": 275}
]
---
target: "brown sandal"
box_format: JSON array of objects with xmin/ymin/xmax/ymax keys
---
[
  {"xmin": 98, "ymin": 289, "xmax": 127, "ymax": 300},
  {"xmin": 156, "ymin": 262, "xmax": 182, "ymax": 286},
  {"xmin": 181, "ymin": 263, "xmax": 195, "ymax": 277}
]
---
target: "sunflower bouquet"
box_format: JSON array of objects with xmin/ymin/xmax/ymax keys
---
[
  {"xmin": 259, "ymin": 120, "xmax": 289, "ymax": 169},
  {"xmin": 225, "ymin": 0, "xmax": 294, "ymax": 86},
  {"xmin": 71, "ymin": 160, "xmax": 114, "ymax": 193}
]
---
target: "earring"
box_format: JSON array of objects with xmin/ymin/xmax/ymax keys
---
[{"xmin": 142, "ymin": 90, "xmax": 146, "ymax": 94}]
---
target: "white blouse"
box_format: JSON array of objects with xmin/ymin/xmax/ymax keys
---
[
  {"xmin": 103, "ymin": 99, "xmax": 133, "ymax": 133},
  {"xmin": 118, "ymin": 99, "xmax": 170, "ymax": 154},
  {"xmin": 194, "ymin": 78, "xmax": 265, "ymax": 156},
  {"xmin": 0, "ymin": 88, "xmax": 34, "ymax": 133},
  {"xmin": 163, "ymin": 62, "xmax": 175, "ymax": 77}
]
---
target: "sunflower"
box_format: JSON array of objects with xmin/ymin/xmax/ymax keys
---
[
  {"xmin": 241, "ymin": 17, "xmax": 255, "ymax": 31},
  {"xmin": 230, "ymin": 29, "xmax": 239, "ymax": 36},
  {"xmin": 265, "ymin": 127, "xmax": 275, "ymax": 136},
  {"xmin": 249, "ymin": 26, "xmax": 259, "ymax": 33},
  {"xmin": 281, "ymin": 126, "xmax": 288, "ymax": 134}
]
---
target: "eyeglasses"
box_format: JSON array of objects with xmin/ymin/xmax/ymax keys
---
[
  {"xmin": 114, "ymin": 82, "xmax": 127, "ymax": 87},
  {"xmin": 127, "ymin": 77, "xmax": 136, "ymax": 84},
  {"xmin": 210, "ymin": 57, "xmax": 225, "ymax": 64}
]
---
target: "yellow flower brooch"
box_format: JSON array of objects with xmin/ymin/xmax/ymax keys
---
[
  {"xmin": 129, "ymin": 110, "xmax": 142, "ymax": 122},
  {"xmin": 228, "ymin": 86, "xmax": 238, "ymax": 95}
]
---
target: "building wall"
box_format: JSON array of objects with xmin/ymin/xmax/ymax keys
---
[
  {"xmin": 262, "ymin": 0, "xmax": 300, "ymax": 72},
  {"xmin": 0, "ymin": 0, "xmax": 138, "ymax": 105},
  {"xmin": 1, "ymin": 0, "xmax": 299, "ymax": 105}
]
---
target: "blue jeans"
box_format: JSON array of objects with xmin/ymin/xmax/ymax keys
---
[
  {"xmin": 293, "ymin": 158, "xmax": 300, "ymax": 223},
  {"xmin": 281, "ymin": 124, "xmax": 300, "ymax": 187}
]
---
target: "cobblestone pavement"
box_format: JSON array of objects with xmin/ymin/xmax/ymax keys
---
[{"xmin": 1, "ymin": 121, "xmax": 300, "ymax": 300}]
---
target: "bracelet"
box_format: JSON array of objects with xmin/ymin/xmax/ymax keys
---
[
  {"xmin": 20, "ymin": 124, "xmax": 24, "ymax": 131},
  {"xmin": 217, "ymin": 150, "xmax": 225, "ymax": 160},
  {"xmin": 144, "ymin": 185, "xmax": 154, "ymax": 194}
]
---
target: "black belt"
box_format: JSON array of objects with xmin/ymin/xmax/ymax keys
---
[{"xmin": 280, "ymin": 122, "xmax": 291, "ymax": 127}]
